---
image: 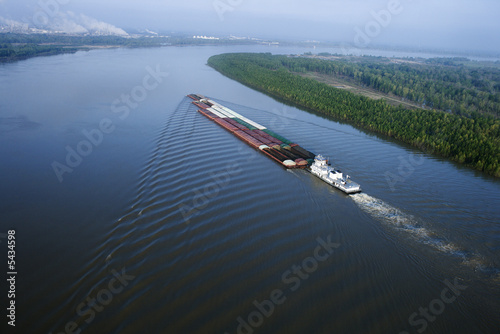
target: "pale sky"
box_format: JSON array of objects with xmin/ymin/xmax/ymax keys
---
[{"xmin": 1, "ymin": 0, "xmax": 499, "ymax": 53}]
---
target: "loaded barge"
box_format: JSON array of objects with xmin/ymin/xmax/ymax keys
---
[{"xmin": 187, "ymin": 94, "xmax": 361, "ymax": 194}]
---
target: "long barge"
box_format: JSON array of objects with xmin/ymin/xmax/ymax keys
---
[{"xmin": 187, "ymin": 94, "xmax": 361, "ymax": 194}]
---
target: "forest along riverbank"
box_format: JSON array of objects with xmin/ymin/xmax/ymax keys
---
[{"xmin": 207, "ymin": 53, "xmax": 500, "ymax": 177}]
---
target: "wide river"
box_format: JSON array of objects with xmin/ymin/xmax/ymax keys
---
[{"xmin": 1, "ymin": 45, "xmax": 499, "ymax": 334}]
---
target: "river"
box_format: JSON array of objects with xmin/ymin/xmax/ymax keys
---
[{"xmin": 0, "ymin": 45, "xmax": 499, "ymax": 334}]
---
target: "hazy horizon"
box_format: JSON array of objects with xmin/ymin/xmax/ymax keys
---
[{"xmin": 1, "ymin": 0, "xmax": 499, "ymax": 54}]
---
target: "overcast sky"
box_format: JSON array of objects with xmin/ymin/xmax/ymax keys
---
[{"xmin": 1, "ymin": 0, "xmax": 499, "ymax": 53}]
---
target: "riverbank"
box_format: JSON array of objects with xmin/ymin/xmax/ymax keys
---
[
  {"xmin": 207, "ymin": 53, "xmax": 500, "ymax": 177},
  {"xmin": 0, "ymin": 33, "xmax": 262, "ymax": 63}
]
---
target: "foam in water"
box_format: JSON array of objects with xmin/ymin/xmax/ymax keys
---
[
  {"xmin": 350, "ymin": 193, "xmax": 493, "ymax": 273},
  {"xmin": 351, "ymin": 193, "xmax": 427, "ymax": 235}
]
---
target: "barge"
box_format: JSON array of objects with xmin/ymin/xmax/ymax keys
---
[{"xmin": 187, "ymin": 94, "xmax": 361, "ymax": 194}]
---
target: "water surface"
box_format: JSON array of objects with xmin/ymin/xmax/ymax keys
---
[{"xmin": 0, "ymin": 45, "xmax": 499, "ymax": 334}]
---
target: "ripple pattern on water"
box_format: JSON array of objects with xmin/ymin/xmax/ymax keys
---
[{"xmin": 42, "ymin": 96, "xmax": 500, "ymax": 334}]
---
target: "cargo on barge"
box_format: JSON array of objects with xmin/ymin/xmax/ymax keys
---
[{"xmin": 187, "ymin": 94, "xmax": 361, "ymax": 193}]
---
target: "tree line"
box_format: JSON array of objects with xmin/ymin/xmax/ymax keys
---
[
  {"xmin": 0, "ymin": 33, "xmax": 261, "ymax": 62},
  {"xmin": 284, "ymin": 54, "xmax": 500, "ymax": 118},
  {"xmin": 0, "ymin": 43, "xmax": 82, "ymax": 61},
  {"xmin": 0, "ymin": 33, "xmax": 169, "ymax": 62},
  {"xmin": 207, "ymin": 53, "xmax": 500, "ymax": 177}
]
